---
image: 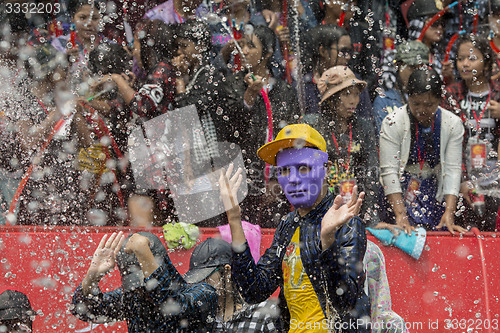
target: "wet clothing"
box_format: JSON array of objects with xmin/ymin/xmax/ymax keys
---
[
  {"xmin": 231, "ymin": 191, "xmax": 370, "ymax": 333},
  {"xmin": 175, "ymin": 64, "xmax": 241, "ymax": 153},
  {"xmin": 71, "ymin": 234, "xmax": 217, "ymax": 332},
  {"xmin": 442, "ymin": 80, "xmax": 500, "ymax": 230},
  {"xmin": 231, "ymin": 74, "xmax": 296, "ymax": 226},
  {"xmin": 379, "ymin": 105, "xmax": 463, "ymax": 228},
  {"xmin": 304, "ymin": 114, "xmax": 380, "ymax": 227},
  {"xmin": 282, "ymin": 227, "xmax": 328, "ymax": 332},
  {"xmin": 442, "ymin": 80, "xmax": 500, "ymax": 177},
  {"xmin": 400, "ymin": 109, "xmax": 444, "ymax": 228},
  {"xmin": 373, "ymin": 88, "xmax": 405, "ymax": 133},
  {"xmin": 129, "ymin": 62, "xmax": 176, "ymax": 119},
  {"xmin": 14, "ymin": 98, "xmax": 91, "ymax": 225},
  {"xmin": 213, "ymin": 301, "xmax": 278, "ymax": 333}
]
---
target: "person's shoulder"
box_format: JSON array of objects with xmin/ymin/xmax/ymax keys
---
[
  {"xmin": 439, "ymin": 106, "xmax": 463, "ymax": 124},
  {"xmin": 445, "ymin": 81, "xmax": 465, "ymax": 95},
  {"xmin": 383, "ymin": 104, "xmax": 407, "ymax": 123},
  {"xmin": 374, "ymin": 89, "xmax": 401, "ymax": 103}
]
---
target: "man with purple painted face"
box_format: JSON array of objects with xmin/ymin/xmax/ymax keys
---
[{"xmin": 218, "ymin": 124, "xmax": 371, "ymax": 332}]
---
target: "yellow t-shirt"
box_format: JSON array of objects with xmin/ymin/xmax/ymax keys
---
[{"xmin": 282, "ymin": 227, "xmax": 328, "ymax": 332}]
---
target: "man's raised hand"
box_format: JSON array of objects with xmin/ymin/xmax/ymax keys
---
[
  {"xmin": 218, "ymin": 163, "xmax": 243, "ymax": 216},
  {"xmin": 88, "ymin": 232, "xmax": 125, "ymax": 278},
  {"xmin": 320, "ymin": 186, "xmax": 364, "ymax": 251}
]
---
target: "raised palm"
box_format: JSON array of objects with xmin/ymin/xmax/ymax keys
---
[
  {"xmin": 321, "ymin": 186, "xmax": 364, "ymax": 250},
  {"xmin": 89, "ymin": 232, "xmax": 125, "ymax": 277},
  {"xmin": 218, "ymin": 163, "xmax": 243, "ymax": 214}
]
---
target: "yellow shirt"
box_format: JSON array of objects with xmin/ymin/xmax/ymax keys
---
[{"xmin": 282, "ymin": 227, "xmax": 328, "ymax": 332}]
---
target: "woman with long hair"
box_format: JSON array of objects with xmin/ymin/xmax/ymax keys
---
[{"xmin": 442, "ymin": 34, "xmax": 500, "ymax": 231}]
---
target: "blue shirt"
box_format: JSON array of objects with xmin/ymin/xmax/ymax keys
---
[{"xmin": 71, "ymin": 257, "xmax": 217, "ymax": 332}]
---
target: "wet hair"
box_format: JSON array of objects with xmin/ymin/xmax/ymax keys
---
[
  {"xmin": 455, "ymin": 34, "xmax": 494, "ymax": 81},
  {"xmin": 407, "ymin": 67, "xmax": 443, "ymax": 99},
  {"xmin": 301, "ymin": 24, "xmax": 349, "ymax": 73},
  {"xmin": 137, "ymin": 20, "xmax": 175, "ymax": 72},
  {"xmin": 24, "ymin": 44, "xmax": 68, "ymax": 81},
  {"xmin": 252, "ymin": 25, "xmax": 276, "ymax": 59},
  {"xmin": 176, "ymin": 19, "xmax": 212, "ymax": 54},
  {"xmin": 251, "ymin": 25, "xmax": 277, "ymax": 72},
  {"xmin": 67, "ymin": 0, "xmax": 100, "ymax": 17},
  {"xmin": 88, "ymin": 43, "xmax": 132, "ymax": 75}
]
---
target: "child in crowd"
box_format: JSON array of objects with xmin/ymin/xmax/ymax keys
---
[
  {"xmin": 305, "ymin": 66, "xmax": 380, "ymax": 228},
  {"xmin": 231, "ymin": 25, "xmax": 297, "ymax": 227},
  {"xmin": 405, "ymin": 0, "xmax": 450, "ymax": 81},
  {"xmin": 309, "ymin": 0, "xmax": 381, "ymax": 99},
  {"xmin": 15, "ymin": 44, "xmax": 95, "ymax": 225},
  {"xmin": 442, "ymin": 34, "xmax": 500, "ymax": 231},
  {"xmin": 51, "ymin": 0, "xmax": 107, "ymax": 94},
  {"xmin": 301, "ymin": 24, "xmax": 373, "ymax": 119}
]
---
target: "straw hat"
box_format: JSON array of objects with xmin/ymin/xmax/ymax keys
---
[{"xmin": 317, "ymin": 66, "xmax": 366, "ymax": 105}]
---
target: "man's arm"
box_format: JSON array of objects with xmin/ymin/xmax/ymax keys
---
[
  {"xmin": 319, "ymin": 217, "xmax": 367, "ymax": 315},
  {"xmin": 123, "ymin": 233, "xmax": 218, "ymax": 328},
  {"xmin": 219, "ymin": 166, "xmax": 283, "ymax": 304},
  {"xmin": 123, "ymin": 234, "xmax": 159, "ymax": 279},
  {"xmin": 72, "ymin": 232, "xmax": 126, "ymax": 323}
]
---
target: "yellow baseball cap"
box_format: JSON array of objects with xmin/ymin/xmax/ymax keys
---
[{"xmin": 257, "ymin": 124, "xmax": 327, "ymax": 166}]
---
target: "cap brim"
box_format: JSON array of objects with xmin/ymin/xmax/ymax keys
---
[
  {"xmin": 183, "ymin": 267, "xmax": 218, "ymax": 284},
  {"xmin": 257, "ymin": 138, "xmax": 319, "ymax": 166}
]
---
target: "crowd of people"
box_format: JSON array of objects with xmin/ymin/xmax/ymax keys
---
[
  {"xmin": 1, "ymin": 0, "xmax": 500, "ymax": 233},
  {"xmin": 3, "ymin": 0, "xmax": 500, "ymax": 332}
]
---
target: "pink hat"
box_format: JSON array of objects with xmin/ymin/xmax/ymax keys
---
[{"xmin": 317, "ymin": 66, "xmax": 367, "ymax": 105}]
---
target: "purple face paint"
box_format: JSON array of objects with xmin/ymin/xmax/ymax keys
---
[{"xmin": 276, "ymin": 147, "xmax": 328, "ymax": 209}]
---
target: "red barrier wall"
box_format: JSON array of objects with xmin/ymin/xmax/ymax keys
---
[{"xmin": 1, "ymin": 226, "xmax": 499, "ymax": 332}]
